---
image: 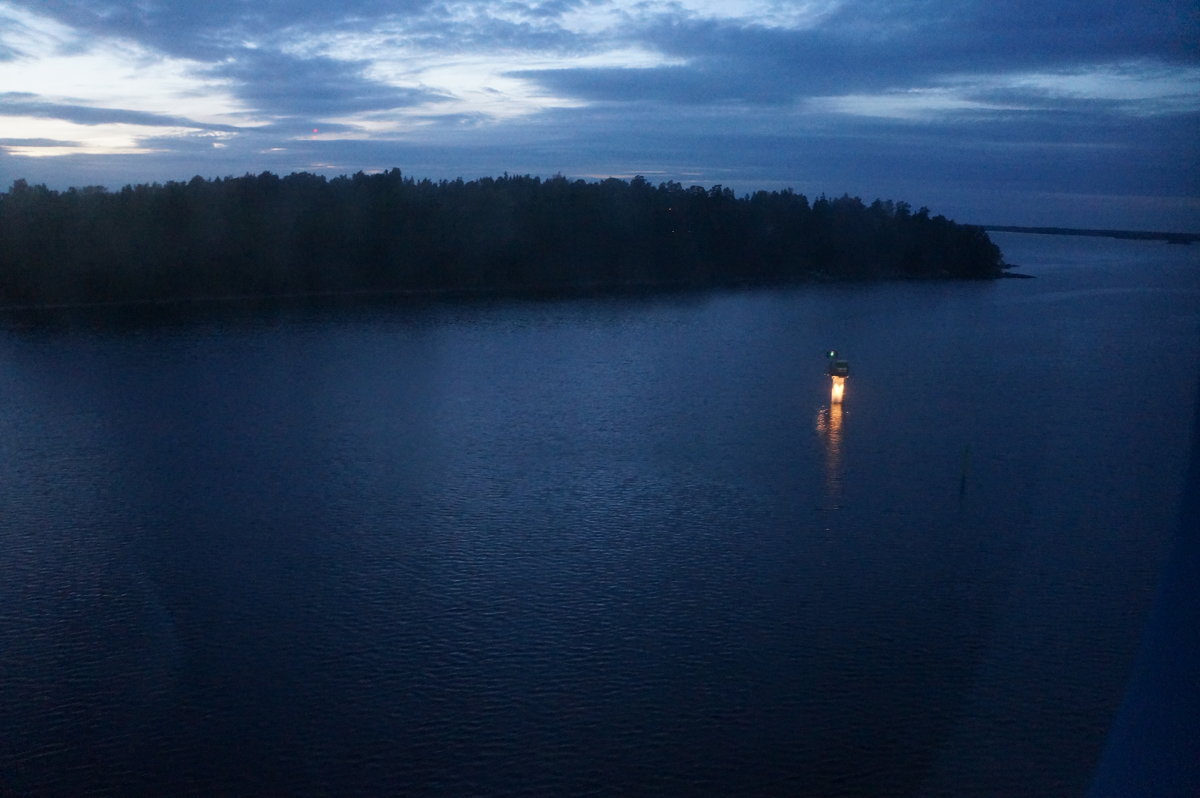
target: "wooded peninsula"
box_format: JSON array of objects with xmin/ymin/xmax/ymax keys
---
[{"xmin": 0, "ymin": 171, "xmax": 1008, "ymax": 308}]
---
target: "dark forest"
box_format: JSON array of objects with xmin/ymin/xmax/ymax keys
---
[{"xmin": 0, "ymin": 170, "xmax": 1007, "ymax": 307}]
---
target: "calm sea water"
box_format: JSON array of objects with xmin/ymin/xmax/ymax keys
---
[{"xmin": 2, "ymin": 233, "xmax": 1197, "ymax": 796}]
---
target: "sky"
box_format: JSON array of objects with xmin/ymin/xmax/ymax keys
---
[{"xmin": 1, "ymin": 0, "xmax": 1197, "ymax": 229}]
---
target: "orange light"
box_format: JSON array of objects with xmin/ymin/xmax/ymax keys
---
[{"xmin": 831, "ymin": 375, "xmax": 845, "ymax": 404}]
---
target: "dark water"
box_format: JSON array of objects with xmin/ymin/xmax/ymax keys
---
[{"xmin": 2, "ymin": 233, "xmax": 1197, "ymax": 796}]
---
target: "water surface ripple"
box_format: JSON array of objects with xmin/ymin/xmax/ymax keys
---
[{"xmin": 1, "ymin": 234, "xmax": 1197, "ymax": 795}]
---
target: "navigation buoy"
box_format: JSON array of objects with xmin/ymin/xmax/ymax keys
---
[{"xmin": 826, "ymin": 350, "xmax": 849, "ymax": 404}]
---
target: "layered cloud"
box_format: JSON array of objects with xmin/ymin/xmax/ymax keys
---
[{"xmin": 0, "ymin": 0, "xmax": 1196, "ymax": 226}]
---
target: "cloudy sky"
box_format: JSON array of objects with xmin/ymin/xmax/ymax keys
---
[{"xmin": 1, "ymin": 0, "xmax": 1197, "ymax": 228}]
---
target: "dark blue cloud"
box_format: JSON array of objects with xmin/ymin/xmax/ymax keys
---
[
  {"xmin": 811, "ymin": 0, "xmax": 1200, "ymax": 66},
  {"xmin": 508, "ymin": 64, "xmax": 796, "ymax": 105},
  {"xmin": 13, "ymin": 0, "xmax": 1197, "ymax": 111},
  {"xmin": 8, "ymin": 0, "xmax": 435, "ymax": 59},
  {"xmin": 961, "ymin": 0, "xmax": 1200, "ymax": 64},
  {"xmin": 625, "ymin": 2, "xmax": 1197, "ymax": 100},
  {"xmin": 0, "ymin": 92, "xmax": 240, "ymax": 130},
  {"xmin": 208, "ymin": 50, "xmax": 444, "ymax": 120},
  {"xmin": 506, "ymin": 0, "xmax": 1196, "ymax": 113}
]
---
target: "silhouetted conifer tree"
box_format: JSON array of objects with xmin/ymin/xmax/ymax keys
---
[{"xmin": 0, "ymin": 172, "xmax": 1007, "ymax": 307}]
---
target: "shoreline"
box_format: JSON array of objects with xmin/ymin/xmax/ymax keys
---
[
  {"xmin": 0, "ymin": 270, "xmax": 1012, "ymax": 317},
  {"xmin": 984, "ymin": 225, "xmax": 1197, "ymax": 244}
]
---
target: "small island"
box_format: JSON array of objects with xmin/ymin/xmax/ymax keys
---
[{"xmin": 0, "ymin": 171, "xmax": 1009, "ymax": 308}]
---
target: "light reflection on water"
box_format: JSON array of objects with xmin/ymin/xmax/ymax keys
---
[{"xmin": 816, "ymin": 401, "xmax": 844, "ymax": 509}]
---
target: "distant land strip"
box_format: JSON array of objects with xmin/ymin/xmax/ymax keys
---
[
  {"xmin": 983, "ymin": 225, "xmax": 1197, "ymax": 244},
  {"xmin": 0, "ymin": 171, "xmax": 1009, "ymax": 309}
]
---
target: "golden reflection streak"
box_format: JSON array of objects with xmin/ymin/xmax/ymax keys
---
[{"xmin": 816, "ymin": 401, "xmax": 844, "ymax": 508}]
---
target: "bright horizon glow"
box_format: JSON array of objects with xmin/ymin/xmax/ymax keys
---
[
  {"xmin": 0, "ymin": 116, "xmax": 207, "ymax": 157},
  {"xmin": 0, "ymin": 5, "xmax": 252, "ymax": 124}
]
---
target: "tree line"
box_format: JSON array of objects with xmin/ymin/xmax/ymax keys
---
[{"xmin": 0, "ymin": 170, "xmax": 1007, "ymax": 307}]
